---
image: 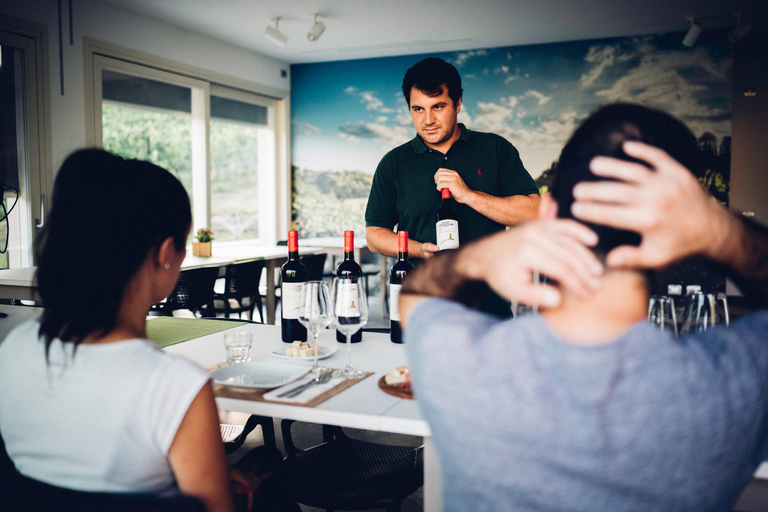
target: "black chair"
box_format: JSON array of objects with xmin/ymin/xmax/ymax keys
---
[
  {"xmin": 212, "ymin": 260, "xmax": 266, "ymax": 323},
  {"xmin": 153, "ymin": 266, "xmax": 219, "ymax": 318},
  {"xmin": 301, "ymin": 253, "xmax": 328, "ymax": 281},
  {"xmin": 273, "ymin": 421, "xmax": 423, "ymax": 512},
  {"xmin": 223, "ymin": 414, "xmax": 276, "ymax": 455},
  {"xmin": 0, "ymin": 430, "xmax": 204, "ymax": 512}
]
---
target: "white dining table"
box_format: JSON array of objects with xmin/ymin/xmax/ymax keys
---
[{"xmin": 162, "ymin": 321, "xmax": 443, "ymax": 511}]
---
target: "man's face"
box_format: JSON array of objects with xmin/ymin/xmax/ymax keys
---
[{"xmin": 409, "ymin": 85, "xmax": 461, "ymax": 152}]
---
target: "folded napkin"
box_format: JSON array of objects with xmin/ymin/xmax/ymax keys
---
[{"xmin": 263, "ymin": 374, "xmax": 344, "ymax": 404}]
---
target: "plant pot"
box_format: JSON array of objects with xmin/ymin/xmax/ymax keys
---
[{"xmin": 192, "ymin": 241, "xmax": 212, "ymax": 257}]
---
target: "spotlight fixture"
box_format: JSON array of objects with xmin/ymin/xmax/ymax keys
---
[
  {"xmin": 307, "ymin": 13, "xmax": 325, "ymax": 42},
  {"xmin": 729, "ymin": 13, "xmax": 753, "ymax": 42},
  {"xmin": 682, "ymin": 17, "xmax": 703, "ymax": 47},
  {"xmin": 264, "ymin": 17, "xmax": 288, "ymax": 47}
]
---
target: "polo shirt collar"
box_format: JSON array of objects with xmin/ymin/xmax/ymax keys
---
[{"xmin": 410, "ymin": 123, "xmax": 472, "ymax": 154}]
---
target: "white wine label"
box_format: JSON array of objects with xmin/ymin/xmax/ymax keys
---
[
  {"xmin": 282, "ymin": 282, "xmax": 304, "ymax": 319},
  {"xmin": 335, "ymin": 282, "xmax": 360, "ymax": 318},
  {"xmin": 390, "ymin": 283, "xmax": 402, "ymax": 321},
  {"xmin": 436, "ymin": 219, "xmax": 459, "ymax": 249}
]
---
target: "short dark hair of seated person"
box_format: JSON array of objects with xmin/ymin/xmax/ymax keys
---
[
  {"xmin": 550, "ymin": 102, "xmax": 703, "ymax": 260},
  {"xmin": 35, "ymin": 148, "xmax": 191, "ymax": 353},
  {"xmin": 401, "ymin": 56, "xmax": 463, "ymax": 107}
]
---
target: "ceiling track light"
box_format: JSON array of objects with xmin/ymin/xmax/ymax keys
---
[
  {"xmin": 729, "ymin": 13, "xmax": 753, "ymax": 43},
  {"xmin": 264, "ymin": 17, "xmax": 288, "ymax": 47},
  {"xmin": 307, "ymin": 13, "xmax": 325, "ymax": 42},
  {"xmin": 682, "ymin": 17, "xmax": 703, "ymax": 47}
]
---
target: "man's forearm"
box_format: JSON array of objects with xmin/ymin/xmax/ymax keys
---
[
  {"xmin": 400, "ymin": 241, "xmax": 489, "ymax": 307},
  {"xmin": 709, "ymin": 212, "xmax": 768, "ymax": 305},
  {"xmin": 366, "ymin": 226, "xmax": 438, "ymax": 259},
  {"xmin": 463, "ymin": 192, "xmax": 540, "ymax": 226}
]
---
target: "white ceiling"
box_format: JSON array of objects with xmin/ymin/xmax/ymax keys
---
[{"xmin": 97, "ymin": 0, "xmax": 765, "ymax": 64}]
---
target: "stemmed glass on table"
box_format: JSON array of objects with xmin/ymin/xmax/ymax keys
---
[
  {"xmin": 331, "ymin": 277, "xmax": 368, "ymax": 380},
  {"xmin": 680, "ymin": 291, "xmax": 729, "ymax": 335},
  {"xmin": 297, "ymin": 280, "xmax": 333, "ymax": 374},
  {"xmin": 647, "ymin": 295, "xmax": 678, "ymax": 337}
]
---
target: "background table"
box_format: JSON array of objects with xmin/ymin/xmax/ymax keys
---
[{"xmin": 0, "ymin": 243, "xmax": 324, "ymax": 325}]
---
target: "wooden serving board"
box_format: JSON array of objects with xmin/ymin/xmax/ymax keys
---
[{"xmin": 378, "ymin": 376, "xmax": 414, "ymax": 400}]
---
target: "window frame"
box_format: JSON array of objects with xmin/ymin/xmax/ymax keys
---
[{"xmin": 83, "ymin": 38, "xmax": 289, "ymax": 245}]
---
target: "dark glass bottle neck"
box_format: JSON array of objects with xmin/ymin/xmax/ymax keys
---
[
  {"xmin": 398, "ymin": 251, "xmax": 408, "ymax": 261},
  {"xmin": 344, "ymin": 251, "xmax": 355, "ymax": 261},
  {"xmin": 288, "ymin": 250, "xmax": 299, "ymax": 260}
]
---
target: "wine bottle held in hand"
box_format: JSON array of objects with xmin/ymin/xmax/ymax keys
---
[
  {"xmin": 335, "ymin": 230, "xmax": 363, "ymax": 343},
  {"xmin": 390, "ymin": 231, "xmax": 414, "ymax": 343},
  {"xmin": 281, "ymin": 230, "xmax": 308, "ymax": 343},
  {"xmin": 436, "ymin": 188, "xmax": 459, "ymax": 250}
]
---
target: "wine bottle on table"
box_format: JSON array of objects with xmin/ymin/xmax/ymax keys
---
[
  {"xmin": 281, "ymin": 230, "xmax": 308, "ymax": 343},
  {"xmin": 436, "ymin": 188, "xmax": 459, "ymax": 250},
  {"xmin": 389, "ymin": 230, "xmax": 414, "ymax": 344},
  {"xmin": 335, "ymin": 230, "xmax": 363, "ymax": 343}
]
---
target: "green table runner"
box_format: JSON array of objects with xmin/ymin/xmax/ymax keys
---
[{"xmin": 146, "ymin": 317, "xmax": 246, "ymax": 348}]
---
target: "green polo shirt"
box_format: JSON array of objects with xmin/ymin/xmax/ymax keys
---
[{"xmin": 365, "ymin": 124, "xmax": 539, "ymax": 247}]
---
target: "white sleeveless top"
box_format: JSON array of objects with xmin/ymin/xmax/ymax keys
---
[{"xmin": 0, "ymin": 320, "xmax": 210, "ymax": 496}]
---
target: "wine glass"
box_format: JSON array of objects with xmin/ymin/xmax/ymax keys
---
[
  {"xmin": 331, "ymin": 277, "xmax": 368, "ymax": 380},
  {"xmin": 680, "ymin": 291, "xmax": 729, "ymax": 335},
  {"xmin": 297, "ymin": 281, "xmax": 333, "ymax": 374},
  {"xmin": 647, "ymin": 295, "xmax": 678, "ymax": 337}
]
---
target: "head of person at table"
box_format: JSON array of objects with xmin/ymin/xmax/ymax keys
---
[
  {"xmin": 402, "ymin": 57, "xmax": 463, "ymax": 152},
  {"xmin": 35, "ymin": 148, "xmax": 191, "ymax": 353},
  {"xmin": 539, "ymin": 103, "xmax": 702, "ymax": 337}
]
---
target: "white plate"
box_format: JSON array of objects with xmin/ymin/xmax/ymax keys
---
[
  {"xmin": 271, "ymin": 344, "xmax": 338, "ymax": 360},
  {"xmin": 211, "ymin": 362, "xmax": 310, "ymax": 389}
]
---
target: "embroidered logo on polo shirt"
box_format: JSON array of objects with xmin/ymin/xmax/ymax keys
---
[{"xmin": 478, "ymin": 169, "xmax": 482, "ymax": 176}]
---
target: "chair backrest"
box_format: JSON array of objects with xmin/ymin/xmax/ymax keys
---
[
  {"xmin": 225, "ymin": 260, "xmax": 265, "ymax": 297},
  {"xmin": 300, "ymin": 253, "xmax": 328, "ymax": 281},
  {"xmin": 0, "ymin": 429, "xmax": 204, "ymax": 512},
  {"xmin": 165, "ymin": 266, "xmax": 219, "ymax": 315}
]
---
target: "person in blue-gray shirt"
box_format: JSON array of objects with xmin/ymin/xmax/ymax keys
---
[{"xmin": 399, "ymin": 103, "xmax": 768, "ymax": 511}]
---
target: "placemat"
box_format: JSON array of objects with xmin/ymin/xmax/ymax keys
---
[
  {"xmin": 147, "ymin": 317, "xmax": 246, "ymax": 348},
  {"xmin": 208, "ymin": 361, "xmax": 373, "ymax": 408}
]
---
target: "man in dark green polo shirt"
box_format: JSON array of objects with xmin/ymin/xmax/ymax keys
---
[{"xmin": 365, "ymin": 57, "xmax": 540, "ymax": 263}]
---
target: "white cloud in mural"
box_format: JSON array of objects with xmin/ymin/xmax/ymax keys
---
[
  {"xmin": 580, "ymin": 45, "xmax": 617, "ymax": 88},
  {"xmin": 453, "ymin": 49, "xmax": 488, "ymax": 67},
  {"xmin": 524, "ymin": 90, "xmax": 552, "ymax": 105},
  {"xmin": 292, "ymin": 119, "xmax": 322, "ymax": 135},
  {"xmin": 346, "ymin": 86, "xmax": 395, "ymax": 113},
  {"xmin": 339, "ymin": 122, "xmax": 411, "ymax": 148},
  {"xmin": 594, "ymin": 46, "xmax": 731, "ymax": 140}
]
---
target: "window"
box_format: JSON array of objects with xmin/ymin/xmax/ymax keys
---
[
  {"xmin": 0, "ymin": 23, "xmax": 51, "ymax": 270},
  {"xmin": 89, "ymin": 51, "xmax": 283, "ymax": 244}
]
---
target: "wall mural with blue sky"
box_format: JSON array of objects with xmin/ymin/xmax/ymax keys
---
[{"xmin": 291, "ymin": 31, "xmax": 733, "ymax": 238}]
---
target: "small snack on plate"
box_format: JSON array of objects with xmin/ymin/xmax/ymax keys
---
[
  {"xmin": 384, "ymin": 366, "xmax": 411, "ymax": 394},
  {"xmin": 286, "ymin": 340, "xmax": 320, "ymax": 358}
]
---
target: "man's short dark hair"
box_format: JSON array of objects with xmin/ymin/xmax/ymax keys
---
[
  {"xmin": 402, "ymin": 57, "xmax": 463, "ymax": 107},
  {"xmin": 552, "ymin": 103, "xmax": 703, "ymax": 258}
]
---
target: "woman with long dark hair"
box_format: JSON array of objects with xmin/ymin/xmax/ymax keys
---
[{"xmin": 0, "ymin": 149, "xmax": 234, "ymax": 511}]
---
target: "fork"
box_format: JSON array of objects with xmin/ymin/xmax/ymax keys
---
[{"xmin": 277, "ymin": 370, "xmax": 332, "ymax": 398}]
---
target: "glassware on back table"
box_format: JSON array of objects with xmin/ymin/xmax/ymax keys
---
[
  {"xmin": 680, "ymin": 291, "xmax": 729, "ymax": 335},
  {"xmin": 297, "ymin": 280, "xmax": 332, "ymax": 374},
  {"xmin": 331, "ymin": 277, "xmax": 368, "ymax": 380},
  {"xmin": 647, "ymin": 295, "xmax": 678, "ymax": 337}
]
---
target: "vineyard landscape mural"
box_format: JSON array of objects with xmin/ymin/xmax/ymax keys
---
[{"xmin": 291, "ymin": 31, "xmax": 733, "ymax": 239}]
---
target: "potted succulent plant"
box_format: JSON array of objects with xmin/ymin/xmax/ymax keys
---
[{"xmin": 192, "ymin": 228, "xmax": 214, "ymax": 257}]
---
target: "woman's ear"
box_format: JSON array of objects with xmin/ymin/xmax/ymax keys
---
[
  {"xmin": 539, "ymin": 194, "xmax": 559, "ymax": 220},
  {"xmin": 155, "ymin": 237, "xmax": 178, "ymax": 270}
]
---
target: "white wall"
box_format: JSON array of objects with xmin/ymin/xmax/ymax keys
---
[{"xmin": 1, "ymin": 0, "xmax": 291, "ymax": 172}]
